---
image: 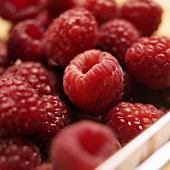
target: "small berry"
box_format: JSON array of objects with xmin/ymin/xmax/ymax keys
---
[
  {"xmin": 102, "ymin": 101, "xmax": 165, "ymax": 145},
  {"xmin": 0, "ymin": 0, "xmax": 45, "ymax": 23},
  {"xmin": 0, "ymin": 136, "xmax": 41, "ymax": 170},
  {"xmin": 50, "ymin": 120, "xmax": 121, "ymax": 170},
  {"xmin": 8, "ymin": 19, "xmax": 45, "ymax": 62},
  {"xmin": 63, "ymin": 49, "xmax": 124, "ymax": 115},
  {"xmin": 4, "ymin": 60, "xmax": 62, "ymax": 96},
  {"xmin": 125, "ymin": 36, "xmax": 170, "ymax": 89},
  {"xmin": 120, "ymin": 0, "xmax": 163, "ymax": 36},
  {"xmin": 44, "ymin": 8, "xmax": 99, "ymax": 68},
  {"xmin": 98, "ymin": 19, "xmax": 140, "ymax": 65},
  {"xmin": 0, "ymin": 77, "xmax": 44, "ymax": 137}
]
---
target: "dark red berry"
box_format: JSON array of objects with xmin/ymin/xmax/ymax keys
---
[
  {"xmin": 0, "ymin": 77, "xmax": 44, "ymax": 137},
  {"xmin": 8, "ymin": 19, "xmax": 45, "ymax": 62},
  {"xmin": 125, "ymin": 36, "xmax": 170, "ymax": 89},
  {"xmin": 63, "ymin": 49, "xmax": 124, "ymax": 115},
  {"xmin": 4, "ymin": 60, "xmax": 62, "ymax": 96},
  {"xmin": 102, "ymin": 101, "xmax": 165, "ymax": 145},
  {"xmin": 44, "ymin": 8, "xmax": 99, "ymax": 68},
  {"xmin": 0, "ymin": 136, "xmax": 41, "ymax": 170},
  {"xmin": 120, "ymin": 0, "xmax": 163, "ymax": 36},
  {"xmin": 0, "ymin": 41, "xmax": 8, "ymax": 67},
  {"xmin": 50, "ymin": 120, "xmax": 121, "ymax": 170},
  {"xmin": 0, "ymin": 0, "xmax": 45, "ymax": 23},
  {"xmin": 98, "ymin": 19, "xmax": 140, "ymax": 65}
]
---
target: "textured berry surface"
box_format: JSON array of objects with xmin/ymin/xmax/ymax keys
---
[
  {"xmin": 76, "ymin": 0, "xmax": 119, "ymax": 24},
  {"xmin": 102, "ymin": 102, "xmax": 165, "ymax": 145},
  {"xmin": 125, "ymin": 36, "xmax": 170, "ymax": 89},
  {"xmin": 120, "ymin": 0, "xmax": 163, "ymax": 36},
  {"xmin": 0, "ymin": 77, "xmax": 44, "ymax": 137},
  {"xmin": 4, "ymin": 61, "xmax": 62, "ymax": 96},
  {"xmin": 44, "ymin": 8, "xmax": 99, "ymax": 68},
  {"xmin": 0, "ymin": 136, "xmax": 41, "ymax": 170},
  {"xmin": 8, "ymin": 19, "xmax": 45, "ymax": 62},
  {"xmin": 0, "ymin": 0, "xmax": 45, "ymax": 23},
  {"xmin": 63, "ymin": 49, "xmax": 124, "ymax": 115},
  {"xmin": 98, "ymin": 19, "xmax": 140, "ymax": 65},
  {"xmin": 50, "ymin": 120, "xmax": 121, "ymax": 170}
]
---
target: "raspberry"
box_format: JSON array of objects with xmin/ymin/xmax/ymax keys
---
[
  {"xmin": 8, "ymin": 19, "xmax": 45, "ymax": 62},
  {"xmin": 0, "ymin": 136, "xmax": 41, "ymax": 170},
  {"xmin": 50, "ymin": 120, "xmax": 121, "ymax": 170},
  {"xmin": 125, "ymin": 36, "xmax": 170, "ymax": 89},
  {"xmin": 0, "ymin": 0, "xmax": 45, "ymax": 23},
  {"xmin": 0, "ymin": 77, "xmax": 44, "ymax": 137},
  {"xmin": 44, "ymin": 8, "xmax": 99, "ymax": 68},
  {"xmin": 63, "ymin": 49, "xmax": 124, "ymax": 115},
  {"xmin": 120, "ymin": 0, "xmax": 163, "ymax": 36},
  {"xmin": 102, "ymin": 101, "xmax": 165, "ymax": 145},
  {"xmin": 32, "ymin": 163, "xmax": 54, "ymax": 170},
  {"xmin": 4, "ymin": 60, "xmax": 62, "ymax": 96},
  {"xmin": 98, "ymin": 19, "xmax": 140, "ymax": 65}
]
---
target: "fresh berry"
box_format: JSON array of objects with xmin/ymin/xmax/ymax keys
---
[
  {"xmin": 3, "ymin": 60, "xmax": 62, "ymax": 96},
  {"xmin": 32, "ymin": 163, "xmax": 54, "ymax": 170},
  {"xmin": 120, "ymin": 0, "xmax": 163, "ymax": 36},
  {"xmin": 76, "ymin": 0, "xmax": 119, "ymax": 24},
  {"xmin": 8, "ymin": 19, "xmax": 45, "ymax": 62},
  {"xmin": 44, "ymin": 8, "xmax": 99, "ymax": 68},
  {"xmin": 0, "ymin": 0, "xmax": 45, "ymax": 23},
  {"xmin": 50, "ymin": 120, "xmax": 121, "ymax": 170},
  {"xmin": 63, "ymin": 49, "xmax": 124, "ymax": 115},
  {"xmin": 98, "ymin": 19, "xmax": 140, "ymax": 65},
  {"xmin": 102, "ymin": 101, "xmax": 165, "ymax": 145},
  {"xmin": 0, "ymin": 136, "xmax": 41, "ymax": 170},
  {"xmin": 0, "ymin": 77, "xmax": 44, "ymax": 137},
  {"xmin": 125, "ymin": 36, "xmax": 170, "ymax": 89}
]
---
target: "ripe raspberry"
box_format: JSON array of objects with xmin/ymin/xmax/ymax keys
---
[
  {"xmin": 98, "ymin": 19, "xmax": 140, "ymax": 65},
  {"xmin": 0, "ymin": 136, "xmax": 41, "ymax": 170},
  {"xmin": 44, "ymin": 8, "xmax": 99, "ymax": 68},
  {"xmin": 125, "ymin": 36, "xmax": 170, "ymax": 89},
  {"xmin": 4, "ymin": 60, "xmax": 62, "ymax": 96},
  {"xmin": 120, "ymin": 0, "xmax": 163, "ymax": 36},
  {"xmin": 0, "ymin": 0, "xmax": 45, "ymax": 23},
  {"xmin": 50, "ymin": 120, "xmax": 121, "ymax": 170},
  {"xmin": 0, "ymin": 77, "xmax": 44, "ymax": 137},
  {"xmin": 63, "ymin": 49, "xmax": 124, "ymax": 115},
  {"xmin": 32, "ymin": 163, "xmax": 54, "ymax": 170},
  {"xmin": 8, "ymin": 19, "xmax": 45, "ymax": 62},
  {"xmin": 102, "ymin": 101, "xmax": 165, "ymax": 145}
]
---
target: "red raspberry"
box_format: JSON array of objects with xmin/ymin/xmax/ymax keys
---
[
  {"xmin": 63, "ymin": 49, "xmax": 124, "ymax": 115},
  {"xmin": 0, "ymin": 136, "xmax": 41, "ymax": 170},
  {"xmin": 8, "ymin": 19, "xmax": 45, "ymax": 62},
  {"xmin": 50, "ymin": 120, "xmax": 121, "ymax": 170},
  {"xmin": 4, "ymin": 60, "xmax": 62, "ymax": 96},
  {"xmin": 125, "ymin": 36, "xmax": 170, "ymax": 89},
  {"xmin": 32, "ymin": 163, "xmax": 54, "ymax": 170},
  {"xmin": 102, "ymin": 101, "xmax": 165, "ymax": 145},
  {"xmin": 98, "ymin": 19, "xmax": 140, "ymax": 65},
  {"xmin": 44, "ymin": 8, "xmax": 99, "ymax": 68},
  {"xmin": 76, "ymin": 0, "xmax": 119, "ymax": 25},
  {"xmin": 120, "ymin": 0, "xmax": 163, "ymax": 36},
  {"xmin": 0, "ymin": 77, "xmax": 44, "ymax": 137},
  {"xmin": 0, "ymin": 0, "xmax": 45, "ymax": 23}
]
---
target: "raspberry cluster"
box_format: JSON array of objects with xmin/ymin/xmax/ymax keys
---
[{"xmin": 0, "ymin": 0, "xmax": 169, "ymax": 169}]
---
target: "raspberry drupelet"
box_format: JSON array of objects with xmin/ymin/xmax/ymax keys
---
[
  {"xmin": 98, "ymin": 19, "xmax": 140, "ymax": 65},
  {"xmin": 8, "ymin": 19, "xmax": 45, "ymax": 62},
  {"xmin": 44, "ymin": 8, "xmax": 99, "ymax": 68},
  {"xmin": 50, "ymin": 120, "xmax": 121, "ymax": 170},
  {"xmin": 120, "ymin": 0, "xmax": 163, "ymax": 36},
  {"xmin": 102, "ymin": 101, "xmax": 165, "ymax": 145},
  {"xmin": 0, "ymin": 0, "xmax": 46, "ymax": 23},
  {"xmin": 125, "ymin": 36, "xmax": 170, "ymax": 90},
  {"xmin": 63, "ymin": 49, "xmax": 124, "ymax": 116},
  {"xmin": 0, "ymin": 136, "xmax": 41, "ymax": 170}
]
